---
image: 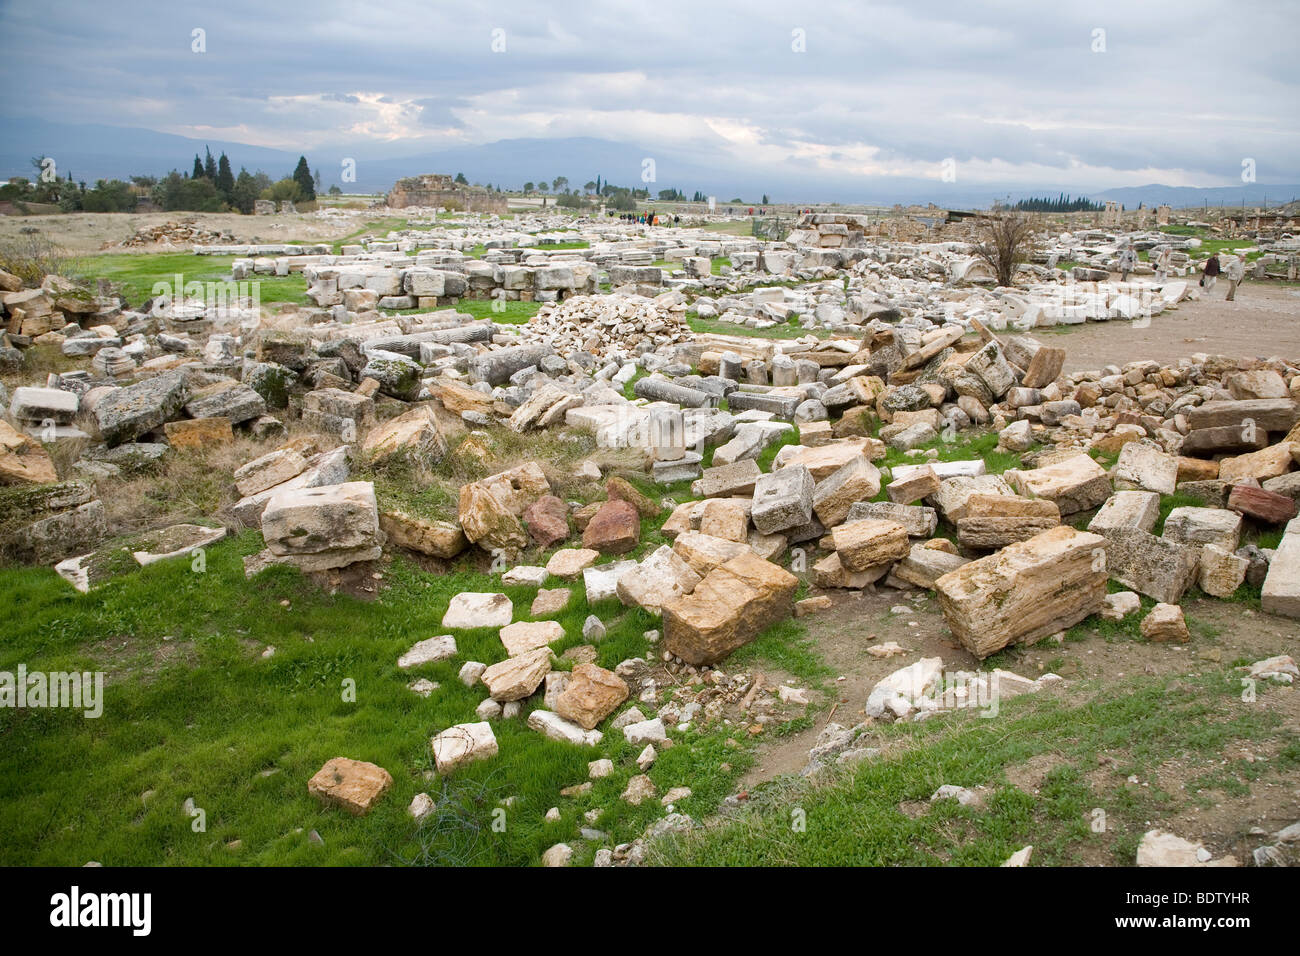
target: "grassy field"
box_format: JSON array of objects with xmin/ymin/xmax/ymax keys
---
[
  {"xmin": 688, "ymin": 313, "xmax": 829, "ymax": 340},
  {"xmin": 0, "ymin": 530, "xmax": 776, "ymax": 867},
  {"xmin": 682, "ymin": 219, "xmax": 756, "ymax": 237},
  {"xmin": 4, "ymin": 411, "xmax": 1289, "ymax": 868},
  {"xmin": 528, "ymin": 241, "xmax": 589, "ymax": 251},
  {"xmin": 651, "ymin": 667, "xmax": 1297, "ymax": 865},
  {"xmin": 75, "ymin": 253, "xmax": 308, "ymax": 308}
]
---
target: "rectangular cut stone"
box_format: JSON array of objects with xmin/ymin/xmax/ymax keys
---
[
  {"xmin": 893, "ymin": 544, "xmax": 970, "ymax": 589},
  {"xmin": 695, "ymin": 459, "xmax": 762, "ymax": 498},
  {"xmin": 1218, "ymin": 443, "xmax": 1296, "ymax": 483},
  {"xmin": 893, "ymin": 459, "xmax": 987, "ymax": 482},
  {"xmin": 845, "ymin": 500, "xmax": 938, "ymax": 537},
  {"xmin": 10, "ymin": 386, "xmax": 78, "ymax": 424},
  {"xmin": 811, "ymin": 551, "xmax": 891, "ymax": 589},
  {"xmin": 887, "ymin": 465, "xmax": 940, "ymax": 504},
  {"xmin": 1088, "ymin": 490, "xmax": 1160, "ymax": 533},
  {"xmin": 1098, "ymin": 528, "xmax": 1199, "ymax": 604},
  {"xmin": 930, "ymin": 474, "xmax": 1014, "ymax": 521},
  {"xmin": 1181, "ymin": 425, "xmax": 1269, "ymax": 456},
  {"xmin": 671, "ymin": 531, "xmax": 751, "ymax": 577},
  {"xmin": 1186, "ymin": 399, "xmax": 1297, "ymax": 433},
  {"xmin": 261, "ymin": 481, "xmax": 381, "ymax": 562},
  {"xmin": 751, "ymin": 465, "xmax": 814, "ymax": 534},
  {"xmin": 724, "ymin": 391, "xmax": 799, "ymax": 418},
  {"xmin": 934, "ymin": 527, "xmax": 1108, "ymax": 659},
  {"xmin": 1227, "ymin": 484, "xmax": 1297, "ymax": 524},
  {"xmin": 1162, "ymin": 506, "xmax": 1242, "ymax": 554},
  {"xmin": 1007, "ymin": 454, "xmax": 1111, "ymax": 515},
  {"xmin": 811, "ymin": 456, "xmax": 882, "ymax": 527},
  {"xmin": 1261, "ymin": 519, "xmax": 1300, "ymax": 618},
  {"xmin": 957, "ymin": 515, "xmax": 1059, "ymax": 550},
  {"xmin": 832, "ymin": 519, "xmax": 910, "ymax": 572},
  {"xmin": 1113, "ymin": 441, "xmax": 1178, "ymax": 495},
  {"xmin": 662, "ymin": 552, "xmax": 798, "ymax": 665},
  {"xmin": 773, "ymin": 437, "xmax": 886, "ymax": 478}
]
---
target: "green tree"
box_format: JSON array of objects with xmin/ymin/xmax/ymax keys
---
[
  {"xmin": 523, "ymin": 181, "xmax": 534, "ymax": 193},
  {"xmin": 231, "ymin": 168, "xmax": 260, "ymax": 214},
  {"xmin": 216, "ymin": 154, "xmax": 235, "ymax": 202},
  {"xmin": 291, "ymin": 156, "xmax": 315, "ymax": 201},
  {"xmin": 262, "ymin": 178, "xmax": 303, "ymax": 204},
  {"xmin": 455, "ymin": 172, "xmax": 468, "ymax": 185},
  {"xmin": 192, "ymin": 155, "xmax": 204, "ymax": 180},
  {"xmin": 81, "ymin": 179, "xmax": 137, "ymax": 212},
  {"xmin": 552, "ymin": 176, "xmax": 568, "ymax": 193},
  {"xmin": 203, "ymin": 147, "xmax": 218, "ymax": 180},
  {"xmin": 154, "ymin": 171, "xmax": 223, "ymax": 211},
  {"xmin": 537, "ymin": 180, "xmax": 549, "ymax": 193}
]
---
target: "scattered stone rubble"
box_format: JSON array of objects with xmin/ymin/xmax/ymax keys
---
[
  {"xmin": 107, "ymin": 219, "xmax": 237, "ymax": 249},
  {"xmin": 3, "ymin": 209, "xmax": 1298, "ymax": 867}
]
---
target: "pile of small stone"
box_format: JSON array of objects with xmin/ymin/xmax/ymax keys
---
[
  {"xmin": 523, "ymin": 292, "xmax": 694, "ymax": 361},
  {"xmin": 107, "ymin": 220, "xmax": 236, "ymax": 249}
]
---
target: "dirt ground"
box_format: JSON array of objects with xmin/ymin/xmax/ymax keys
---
[
  {"xmin": 0, "ymin": 208, "xmax": 380, "ymax": 255},
  {"xmin": 739, "ymin": 586, "xmax": 1300, "ymax": 862},
  {"xmin": 1057, "ymin": 281, "xmax": 1300, "ymax": 372}
]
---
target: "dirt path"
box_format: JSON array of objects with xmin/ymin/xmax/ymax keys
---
[
  {"xmin": 1055, "ymin": 281, "xmax": 1300, "ymax": 372},
  {"xmin": 0, "ymin": 209, "xmax": 379, "ymax": 255},
  {"xmin": 740, "ymin": 588, "xmax": 1300, "ymax": 860}
]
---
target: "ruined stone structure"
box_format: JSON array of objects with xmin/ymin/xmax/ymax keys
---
[{"xmin": 386, "ymin": 174, "xmax": 508, "ymax": 214}]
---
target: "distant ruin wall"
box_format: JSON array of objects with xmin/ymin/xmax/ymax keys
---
[{"xmin": 386, "ymin": 174, "xmax": 508, "ymax": 214}]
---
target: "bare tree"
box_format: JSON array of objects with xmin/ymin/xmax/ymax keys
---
[{"xmin": 971, "ymin": 213, "xmax": 1037, "ymax": 286}]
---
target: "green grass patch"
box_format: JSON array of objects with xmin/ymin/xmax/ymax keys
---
[
  {"xmin": 687, "ymin": 314, "xmax": 829, "ymax": 341},
  {"xmin": 0, "ymin": 526, "xmax": 814, "ymax": 866},
  {"xmin": 75, "ymin": 253, "xmax": 308, "ymax": 308},
  {"xmin": 649, "ymin": 669, "xmax": 1290, "ymax": 866}
]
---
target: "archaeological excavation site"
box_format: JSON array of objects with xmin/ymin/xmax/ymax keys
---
[{"xmin": 0, "ymin": 0, "xmax": 1296, "ymax": 920}]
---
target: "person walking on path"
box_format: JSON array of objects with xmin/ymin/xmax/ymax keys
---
[
  {"xmin": 1224, "ymin": 253, "xmax": 1246, "ymax": 301},
  {"xmin": 1154, "ymin": 245, "xmax": 1172, "ymax": 282},
  {"xmin": 1117, "ymin": 243, "xmax": 1137, "ymax": 282},
  {"xmin": 1201, "ymin": 253, "xmax": 1220, "ymax": 293}
]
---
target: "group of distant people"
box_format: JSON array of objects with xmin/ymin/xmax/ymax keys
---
[
  {"xmin": 1116, "ymin": 241, "xmax": 1246, "ymax": 301},
  {"xmin": 617, "ymin": 212, "xmax": 680, "ymax": 225},
  {"xmin": 1199, "ymin": 252, "xmax": 1246, "ymax": 301}
]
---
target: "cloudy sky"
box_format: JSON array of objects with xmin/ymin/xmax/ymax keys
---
[{"xmin": 1, "ymin": 0, "xmax": 1296, "ymax": 192}]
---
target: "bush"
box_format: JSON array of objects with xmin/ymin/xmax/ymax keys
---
[
  {"xmin": 80, "ymin": 180, "xmax": 137, "ymax": 213},
  {"xmin": 971, "ymin": 213, "xmax": 1038, "ymax": 286},
  {"xmin": 152, "ymin": 172, "xmax": 224, "ymax": 212},
  {"xmin": 260, "ymin": 178, "xmax": 302, "ymax": 204},
  {"xmin": 0, "ymin": 234, "xmax": 78, "ymax": 286}
]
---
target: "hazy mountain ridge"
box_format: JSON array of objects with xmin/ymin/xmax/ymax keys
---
[{"xmin": 2, "ymin": 118, "xmax": 1295, "ymax": 210}]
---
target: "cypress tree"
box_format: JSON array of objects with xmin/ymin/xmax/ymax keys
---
[
  {"xmin": 216, "ymin": 153, "xmax": 235, "ymax": 201},
  {"xmin": 292, "ymin": 156, "xmax": 316, "ymax": 201}
]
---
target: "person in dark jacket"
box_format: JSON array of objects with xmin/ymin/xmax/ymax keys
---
[{"xmin": 1201, "ymin": 254, "xmax": 1220, "ymax": 292}]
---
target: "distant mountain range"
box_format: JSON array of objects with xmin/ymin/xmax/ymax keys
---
[
  {"xmin": 3, "ymin": 117, "xmax": 1296, "ymax": 211},
  {"xmin": 1089, "ymin": 183, "xmax": 1299, "ymax": 211}
]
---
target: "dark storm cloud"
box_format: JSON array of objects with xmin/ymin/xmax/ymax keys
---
[{"xmin": 0, "ymin": 0, "xmax": 1295, "ymax": 187}]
